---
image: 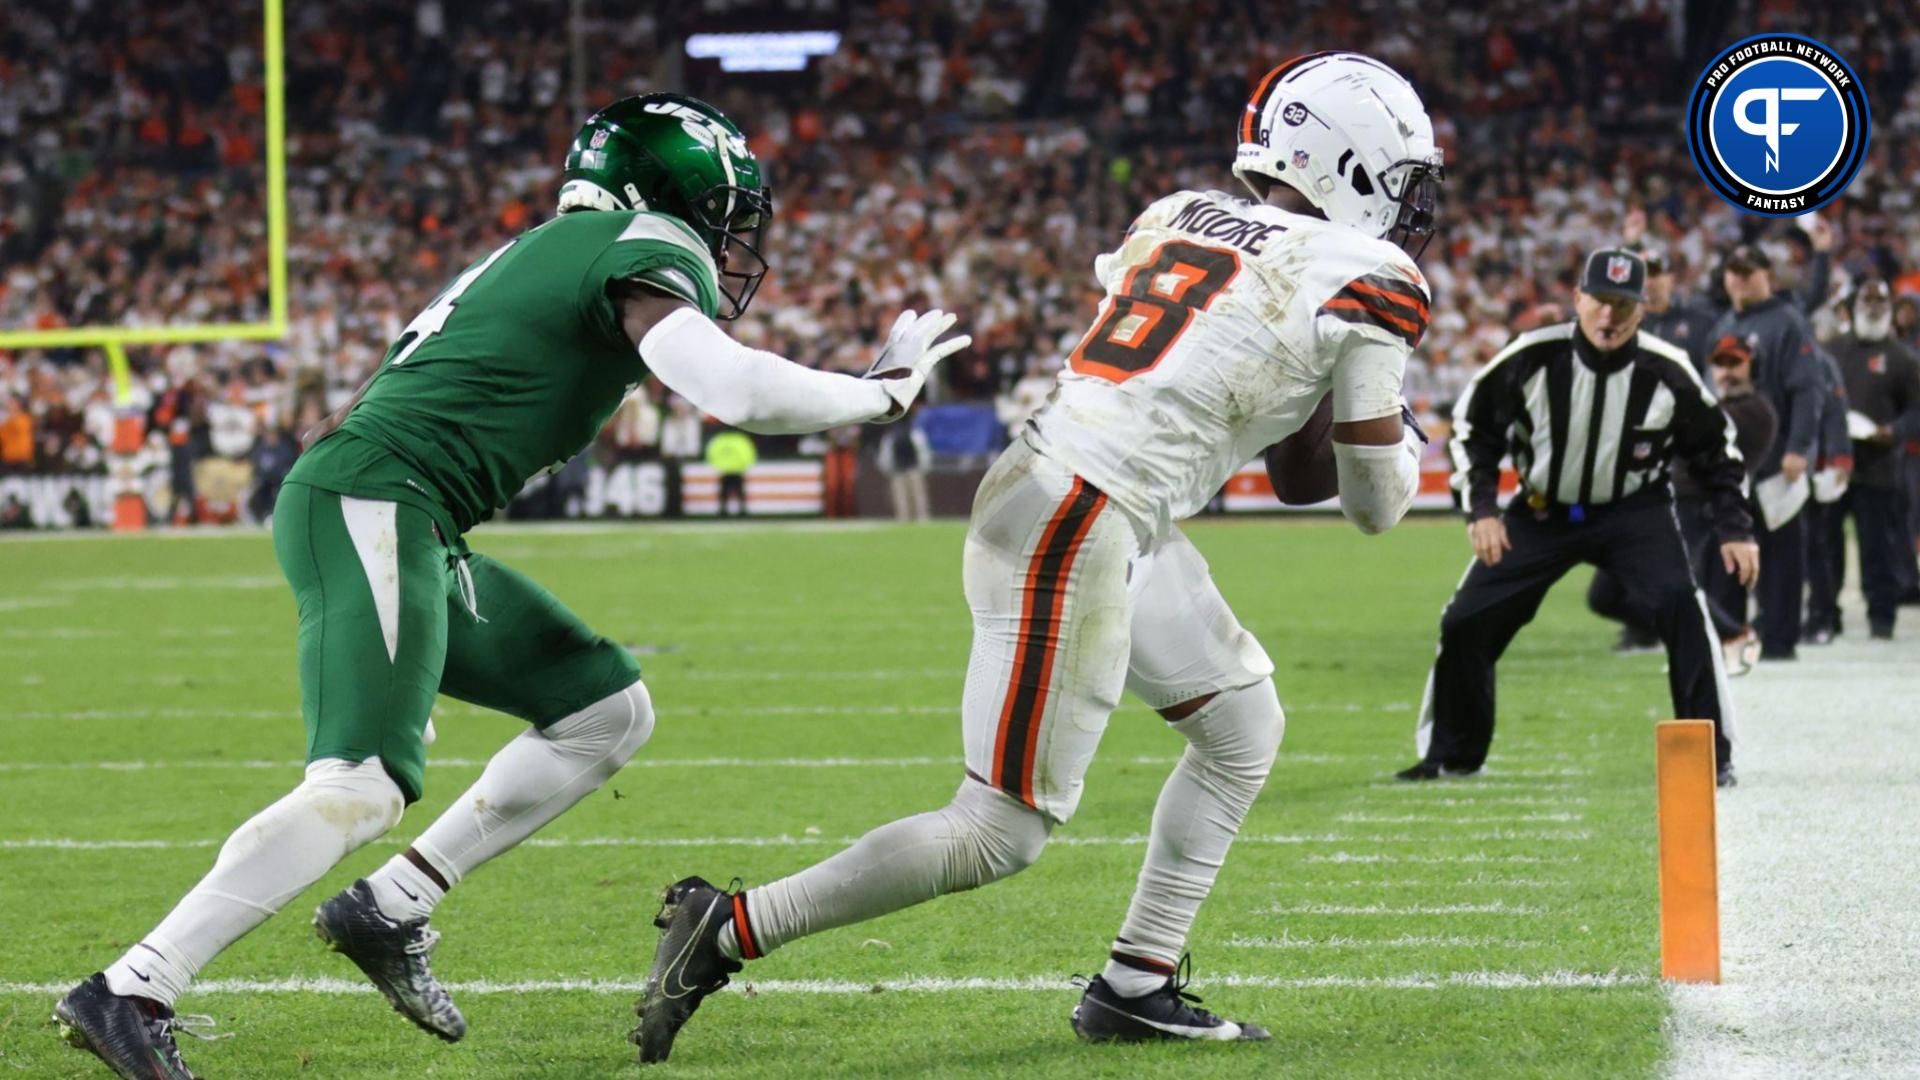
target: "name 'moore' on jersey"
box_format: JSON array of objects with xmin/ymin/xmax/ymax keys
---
[
  {"xmin": 1026, "ymin": 189, "xmax": 1431, "ymax": 543},
  {"xmin": 292, "ymin": 209, "xmax": 721, "ymax": 536}
]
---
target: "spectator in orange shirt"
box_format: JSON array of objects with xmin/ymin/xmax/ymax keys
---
[{"xmin": 0, "ymin": 396, "xmax": 34, "ymax": 472}]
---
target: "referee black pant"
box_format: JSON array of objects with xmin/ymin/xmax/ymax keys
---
[
  {"xmin": 1588, "ymin": 499, "xmax": 1747, "ymax": 640},
  {"xmin": 1416, "ymin": 495, "xmax": 1733, "ymax": 771}
]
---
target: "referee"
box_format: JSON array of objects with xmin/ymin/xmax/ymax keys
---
[{"xmin": 1400, "ymin": 249, "xmax": 1759, "ymax": 788}]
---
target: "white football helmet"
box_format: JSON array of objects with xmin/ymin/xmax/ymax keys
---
[{"xmin": 1232, "ymin": 51, "xmax": 1444, "ymax": 258}]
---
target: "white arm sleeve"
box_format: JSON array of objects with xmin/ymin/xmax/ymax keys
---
[
  {"xmin": 1330, "ymin": 337, "xmax": 1410, "ymax": 423},
  {"xmin": 639, "ymin": 307, "xmax": 894, "ymax": 435},
  {"xmin": 1333, "ymin": 431, "xmax": 1421, "ymax": 535}
]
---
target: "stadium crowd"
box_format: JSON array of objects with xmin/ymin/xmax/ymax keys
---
[{"xmin": 4, "ymin": 0, "xmax": 1920, "ymax": 550}]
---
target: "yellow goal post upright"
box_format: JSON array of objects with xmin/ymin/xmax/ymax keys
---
[{"xmin": 0, "ymin": 0, "xmax": 288, "ymax": 529}]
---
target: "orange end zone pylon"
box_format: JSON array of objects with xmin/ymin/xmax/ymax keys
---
[{"xmin": 1656, "ymin": 719, "xmax": 1720, "ymax": 983}]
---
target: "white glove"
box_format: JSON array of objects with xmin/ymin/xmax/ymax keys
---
[{"xmin": 865, "ymin": 309, "xmax": 972, "ymax": 421}]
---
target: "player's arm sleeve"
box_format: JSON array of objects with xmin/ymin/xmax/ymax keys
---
[
  {"xmin": 1672, "ymin": 371, "xmax": 1755, "ymax": 542},
  {"xmin": 637, "ymin": 308, "xmax": 895, "ymax": 435}
]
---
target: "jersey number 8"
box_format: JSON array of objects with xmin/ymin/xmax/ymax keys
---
[{"xmin": 1069, "ymin": 241, "xmax": 1240, "ymax": 383}]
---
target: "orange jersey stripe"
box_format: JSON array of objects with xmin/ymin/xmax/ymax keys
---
[
  {"xmin": 1322, "ymin": 296, "xmax": 1423, "ymax": 336},
  {"xmin": 1346, "ymin": 279, "xmax": 1430, "ymax": 320}
]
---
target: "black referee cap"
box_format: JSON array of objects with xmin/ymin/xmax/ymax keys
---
[{"xmin": 1581, "ymin": 248, "xmax": 1646, "ymax": 303}]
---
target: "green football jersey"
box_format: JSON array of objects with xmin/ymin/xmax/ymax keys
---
[{"xmin": 289, "ymin": 209, "xmax": 720, "ymax": 535}]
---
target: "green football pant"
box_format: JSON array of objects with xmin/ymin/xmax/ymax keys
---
[{"xmin": 272, "ymin": 483, "xmax": 642, "ymax": 802}]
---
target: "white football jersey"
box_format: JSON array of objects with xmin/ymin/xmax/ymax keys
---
[{"xmin": 1026, "ymin": 188, "xmax": 1430, "ymax": 545}]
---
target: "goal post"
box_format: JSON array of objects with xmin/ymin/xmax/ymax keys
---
[{"xmin": 0, "ymin": 0, "xmax": 289, "ymax": 353}]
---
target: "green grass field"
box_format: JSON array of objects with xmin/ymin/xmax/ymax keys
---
[{"xmin": 0, "ymin": 518, "xmax": 1675, "ymax": 1078}]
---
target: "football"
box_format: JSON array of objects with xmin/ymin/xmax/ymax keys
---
[{"xmin": 1264, "ymin": 391, "xmax": 1338, "ymax": 505}]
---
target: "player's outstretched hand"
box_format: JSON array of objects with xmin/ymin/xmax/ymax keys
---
[
  {"xmin": 1720, "ymin": 539, "xmax": 1760, "ymax": 587},
  {"xmin": 1468, "ymin": 516, "xmax": 1511, "ymax": 566},
  {"xmin": 865, "ymin": 309, "xmax": 972, "ymax": 420}
]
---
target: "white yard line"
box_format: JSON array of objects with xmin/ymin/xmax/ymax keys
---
[
  {"xmin": 1304, "ymin": 852, "xmax": 1581, "ymax": 865},
  {"xmin": 1279, "ymin": 878, "xmax": 1563, "ymax": 889},
  {"xmin": 1265, "ymin": 901, "xmax": 1543, "ymax": 916},
  {"xmin": 1665, "ymin": 607, "xmax": 1920, "ymax": 1079},
  {"xmin": 0, "ymin": 753, "xmax": 1388, "ymax": 772},
  {"xmin": 0, "ymin": 971, "xmax": 1647, "ymax": 997},
  {"xmin": 0, "ymin": 830, "xmax": 1596, "ymax": 853},
  {"xmin": 1336, "ymin": 812, "xmax": 1587, "ymax": 824},
  {"xmin": 1226, "ymin": 934, "xmax": 1530, "ymax": 949}
]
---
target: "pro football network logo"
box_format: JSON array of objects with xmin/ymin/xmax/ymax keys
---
[{"xmin": 1686, "ymin": 34, "xmax": 1870, "ymax": 215}]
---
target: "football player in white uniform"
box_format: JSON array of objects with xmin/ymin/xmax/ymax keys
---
[{"xmin": 634, "ymin": 51, "xmax": 1444, "ymax": 1059}]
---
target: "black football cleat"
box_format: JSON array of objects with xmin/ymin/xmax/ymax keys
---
[
  {"xmin": 1071, "ymin": 957, "xmax": 1270, "ymax": 1043},
  {"xmin": 1394, "ymin": 760, "xmax": 1480, "ymax": 782},
  {"xmin": 632, "ymin": 875, "xmax": 743, "ymax": 1064},
  {"xmin": 314, "ymin": 879, "xmax": 467, "ymax": 1042},
  {"xmin": 52, "ymin": 972, "xmax": 202, "ymax": 1079},
  {"xmin": 1716, "ymin": 762, "xmax": 1738, "ymax": 789}
]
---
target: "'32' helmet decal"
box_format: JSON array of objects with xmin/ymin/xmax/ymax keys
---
[{"xmin": 1686, "ymin": 33, "xmax": 1870, "ymax": 216}]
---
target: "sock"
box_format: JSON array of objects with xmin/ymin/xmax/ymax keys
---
[
  {"xmin": 717, "ymin": 923, "xmax": 742, "ymax": 962},
  {"xmin": 1107, "ymin": 681, "xmax": 1282, "ymax": 981},
  {"xmin": 102, "ymin": 758, "xmax": 403, "ymax": 1007},
  {"xmin": 1102, "ymin": 949, "xmax": 1176, "ymax": 997},
  {"xmin": 405, "ymin": 681, "xmax": 652, "ymax": 896},
  {"xmin": 738, "ymin": 780, "xmax": 1049, "ymax": 957},
  {"xmin": 366, "ymin": 852, "xmax": 446, "ymax": 923}
]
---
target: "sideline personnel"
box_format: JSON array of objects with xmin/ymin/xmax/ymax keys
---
[{"xmin": 1403, "ymin": 249, "xmax": 1758, "ymax": 788}]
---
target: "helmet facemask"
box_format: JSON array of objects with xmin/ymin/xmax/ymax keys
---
[
  {"xmin": 686, "ymin": 182, "xmax": 773, "ymax": 320},
  {"xmin": 1382, "ymin": 158, "xmax": 1443, "ymax": 261}
]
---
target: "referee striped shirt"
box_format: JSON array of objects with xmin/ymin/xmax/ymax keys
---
[{"xmin": 1449, "ymin": 323, "xmax": 1754, "ymax": 538}]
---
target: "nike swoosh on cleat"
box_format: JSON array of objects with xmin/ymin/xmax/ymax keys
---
[
  {"xmin": 661, "ymin": 895, "xmax": 725, "ymax": 1000},
  {"xmin": 1081, "ymin": 995, "xmax": 1241, "ymax": 1040}
]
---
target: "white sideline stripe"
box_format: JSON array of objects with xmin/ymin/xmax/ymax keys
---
[
  {"xmin": 0, "ymin": 752, "xmax": 1370, "ymax": 772},
  {"xmin": 0, "ymin": 971, "xmax": 1647, "ymax": 997},
  {"xmin": 1267, "ymin": 901, "xmax": 1542, "ymax": 916},
  {"xmin": 0, "ymin": 830, "xmax": 1595, "ymax": 852},
  {"xmin": 1666, "ymin": 606, "xmax": 1920, "ymax": 1078},
  {"xmin": 1227, "ymin": 934, "xmax": 1529, "ymax": 949}
]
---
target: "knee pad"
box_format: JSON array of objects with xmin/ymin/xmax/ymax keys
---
[
  {"xmin": 543, "ymin": 679, "xmax": 655, "ymax": 780},
  {"xmin": 1171, "ymin": 679, "xmax": 1284, "ymax": 784},
  {"xmin": 241, "ymin": 757, "xmax": 405, "ymax": 862},
  {"xmin": 942, "ymin": 779, "xmax": 1052, "ymax": 890}
]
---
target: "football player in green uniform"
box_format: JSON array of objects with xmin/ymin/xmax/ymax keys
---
[{"xmin": 53, "ymin": 93, "xmax": 969, "ymax": 1079}]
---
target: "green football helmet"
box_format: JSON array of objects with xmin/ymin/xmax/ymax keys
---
[{"xmin": 559, "ymin": 93, "xmax": 772, "ymax": 319}]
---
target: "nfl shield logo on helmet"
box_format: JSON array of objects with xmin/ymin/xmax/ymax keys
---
[
  {"xmin": 590, "ymin": 128, "xmax": 610, "ymax": 149},
  {"xmin": 1291, "ymin": 149, "xmax": 1311, "ymax": 169},
  {"xmin": 1607, "ymin": 256, "xmax": 1632, "ymax": 284}
]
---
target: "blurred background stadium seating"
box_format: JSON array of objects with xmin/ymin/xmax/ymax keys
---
[{"xmin": 2, "ymin": 0, "xmax": 1917, "ymax": 525}]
